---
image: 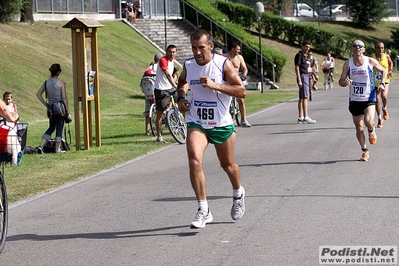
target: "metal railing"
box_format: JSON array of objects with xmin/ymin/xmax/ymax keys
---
[{"xmin": 181, "ymin": 0, "xmax": 276, "ymax": 85}]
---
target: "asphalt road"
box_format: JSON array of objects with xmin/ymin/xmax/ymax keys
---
[{"xmin": 2, "ymin": 80, "xmax": 399, "ymax": 265}]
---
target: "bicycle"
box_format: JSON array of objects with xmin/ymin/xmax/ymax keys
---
[
  {"xmin": 323, "ymin": 67, "xmax": 333, "ymax": 90},
  {"xmin": 229, "ymin": 97, "xmax": 242, "ymax": 126},
  {"xmin": 150, "ymin": 91, "xmax": 187, "ymax": 144},
  {"xmin": 149, "ymin": 102, "xmax": 168, "ymax": 137},
  {"xmin": 0, "ymin": 122, "xmax": 28, "ymax": 253},
  {"xmin": 165, "ymin": 92, "xmax": 187, "ymax": 144}
]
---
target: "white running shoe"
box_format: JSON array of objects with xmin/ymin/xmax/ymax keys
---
[
  {"xmin": 241, "ymin": 121, "xmax": 251, "ymax": 127},
  {"xmin": 304, "ymin": 117, "xmax": 316, "ymax": 124},
  {"xmin": 231, "ymin": 187, "xmax": 245, "ymax": 220},
  {"xmin": 190, "ymin": 209, "xmax": 213, "ymax": 229}
]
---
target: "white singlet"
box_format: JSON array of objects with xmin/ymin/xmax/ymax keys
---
[
  {"xmin": 348, "ymin": 56, "xmax": 376, "ymax": 102},
  {"xmin": 155, "ymin": 56, "xmax": 175, "ymax": 91},
  {"xmin": 325, "ymin": 57, "xmax": 334, "ymax": 68},
  {"xmin": 184, "ymin": 54, "xmax": 233, "ymax": 129}
]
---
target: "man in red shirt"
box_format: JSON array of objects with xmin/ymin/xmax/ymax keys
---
[{"xmin": 154, "ymin": 45, "xmax": 178, "ymax": 142}]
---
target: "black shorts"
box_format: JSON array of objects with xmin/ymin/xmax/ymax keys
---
[
  {"xmin": 155, "ymin": 88, "xmax": 175, "ymax": 111},
  {"xmin": 348, "ymin": 101, "xmax": 375, "ymax": 116}
]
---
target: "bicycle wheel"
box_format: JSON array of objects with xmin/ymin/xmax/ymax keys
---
[
  {"xmin": 235, "ymin": 109, "xmax": 242, "ymax": 126},
  {"xmin": 234, "ymin": 99, "xmax": 242, "ymax": 126},
  {"xmin": 0, "ymin": 171, "xmax": 8, "ymax": 253},
  {"xmin": 149, "ymin": 103, "xmax": 157, "ymax": 136},
  {"xmin": 166, "ymin": 107, "xmax": 187, "ymax": 144}
]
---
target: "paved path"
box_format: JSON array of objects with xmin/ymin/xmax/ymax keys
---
[{"xmin": 3, "ymin": 81, "xmax": 399, "ymax": 265}]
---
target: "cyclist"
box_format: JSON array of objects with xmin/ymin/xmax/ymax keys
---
[
  {"xmin": 154, "ymin": 45, "xmax": 177, "ymax": 143},
  {"xmin": 321, "ymin": 52, "xmax": 335, "ymax": 83}
]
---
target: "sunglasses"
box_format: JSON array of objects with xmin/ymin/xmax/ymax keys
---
[{"xmin": 352, "ymin": 44, "xmax": 364, "ymax": 48}]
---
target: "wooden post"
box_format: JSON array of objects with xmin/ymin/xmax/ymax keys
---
[{"xmin": 63, "ymin": 18, "xmax": 104, "ymax": 150}]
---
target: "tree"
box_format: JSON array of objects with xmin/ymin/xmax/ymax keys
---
[
  {"xmin": 20, "ymin": 0, "xmax": 35, "ymax": 24},
  {"xmin": 0, "ymin": 0, "xmax": 19, "ymax": 23},
  {"xmin": 346, "ymin": 0, "xmax": 390, "ymax": 28}
]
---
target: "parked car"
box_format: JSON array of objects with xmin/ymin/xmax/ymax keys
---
[
  {"xmin": 320, "ymin": 4, "xmax": 346, "ymax": 17},
  {"xmin": 293, "ymin": 3, "xmax": 319, "ymax": 17}
]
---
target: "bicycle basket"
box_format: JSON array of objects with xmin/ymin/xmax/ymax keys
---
[
  {"xmin": 322, "ymin": 67, "xmax": 330, "ymax": 74},
  {"xmin": 0, "ymin": 123, "xmax": 27, "ymax": 166}
]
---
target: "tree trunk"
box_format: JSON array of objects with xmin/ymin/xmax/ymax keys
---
[{"xmin": 21, "ymin": 0, "xmax": 35, "ymax": 24}]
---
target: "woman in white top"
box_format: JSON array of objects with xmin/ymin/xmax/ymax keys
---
[{"xmin": 321, "ymin": 52, "xmax": 335, "ymax": 81}]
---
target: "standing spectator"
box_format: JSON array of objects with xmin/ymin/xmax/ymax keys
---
[
  {"xmin": 36, "ymin": 63, "xmax": 72, "ymax": 154},
  {"xmin": 142, "ymin": 53, "xmax": 163, "ymax": 136},
  {"xmin": 224, "ymin": 42, "xmax": 251, "ymax": 127},
  {"xmin": 154, "ymin": 45, "xmax": 177, "ymax": 142},
  {"xmin": 294, "ymin": 41, "xmax": 316, "ymax": 124},
  {"xmin": 176, "ymin": 29, "xmax": 246, "ymax": 229},
  {"xmin": 146, "ymin": 53, "xmax": 163, "ymax": 72},
  {"xmin": 338, "ymin": 40, "xmax": 387, "ymax": 161},
  {"xmin": 371, "ymin": 41, "xmax": 393, "ymax": 128},
  {"xmin": 307, "ymin": 50, "xmax": 319, "ymax": 91}
]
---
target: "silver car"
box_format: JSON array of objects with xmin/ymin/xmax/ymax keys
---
[
  {"xmin": 320, "ymin": 4, "xmax": 347, "ymax": 17},
  {"xmin": 293, "ymin": 3, "xmax": 319, "ymax": 17}
]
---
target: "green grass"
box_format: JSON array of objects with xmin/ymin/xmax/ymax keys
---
[{"xmin": 0, "ymin": 20, "xmax": 297, "ymax": 203}]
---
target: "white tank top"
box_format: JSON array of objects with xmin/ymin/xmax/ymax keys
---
[
  {"xmin": 184, "ymin": 54, "xmax": 233, "ymax": 129},
  {"xmin": 325, "ymin": 57, "xmax": 334, "ymax": 68},
  {"xmin": 348, "ymin": 56, "xmax": 376, "ymax": 102},
  {"xmin": 155, "ymin": 57, "xmax": 175, "ymax": 91}
]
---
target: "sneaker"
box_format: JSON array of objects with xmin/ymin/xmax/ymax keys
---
[
  {"xmin": 313, "ymin": 86, "xmax": 318, "ymax": 91},
  {"xmin": 190, "ymin": 209, "xmax": 213, "ymax": 229},
  {"xmin": 377, "ymin": 119, "xmax": 383, "ymax": 128},
  {"xmin": 36, "ymin": 146, "xmax": 44, "ymax": 154},
  {"xmin": 17, "ymin": 151, "xmax": 24, "ymax": 166},
  {"xmin": 360, "ymin": 150, "xmax": 369, "ymax": 162},
  {"xmin": 241, "ymin": 121, "xmax": 251, "ymax": 127},
  {"xmin": 231, "ymin": 187, "xmax": 245, "ymax": 220},
  {"xmin": 298, "ymin": 117, "xmax": 304, "ymax": 124},
  {"xmin": 383, "ymin": 109, "xmax": 389, "ymax": 120},
  {"xmin": 156, "ymin": 136, "xmax": 165, "ymax": 143},
  {"xmin": 304, "ymin": 117, "xmax": 316, "ymax": 124},
  {"xmin": 56, "ymin": 149, "xmax": 66, "ymax": 153},
  {"xmin": 368, "ymin": 130, "xmax": 377, "ymax": 145}
]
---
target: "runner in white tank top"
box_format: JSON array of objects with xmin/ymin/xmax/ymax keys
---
[
  {"xmin": 338, "ymin": 40, "xmax": 387, "ymax": 162},
  {"xmin": 176, "ymin": 29, "xmax": 247, "ymax": 229}
]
